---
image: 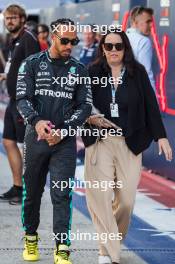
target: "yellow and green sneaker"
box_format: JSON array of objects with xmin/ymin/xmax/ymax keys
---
[
  {"xmin": 23, "ymin": 234, "xmax": 39, "ymax": 261},
  {"xmin": 54, "ymin": 244, "xmax": 72, "ymax": 264}
]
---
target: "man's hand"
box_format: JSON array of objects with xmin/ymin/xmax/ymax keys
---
[
  {"xmin": 35, "ymin": 120, "xmax": 54, "ymax": 140},
  {"xmin": 46, "ymin": 129, "xmax": 62, "ymax": 146},
  {"xmin": 0, "ymin": 73, "xmax": 6, "ymax": 82}
]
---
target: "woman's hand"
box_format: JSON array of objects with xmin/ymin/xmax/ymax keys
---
[
  {"xmin": 87, "ymin": 114, "xmax": 118, "ymax": 129},
  {"xmin": 158, "ymin": 138, "xmax": 173, "ymax": 161}
]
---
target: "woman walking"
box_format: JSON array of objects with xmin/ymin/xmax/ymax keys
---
[{"xmin": 84, "ymin": 30, "xmax": 172, "ymax": 264}]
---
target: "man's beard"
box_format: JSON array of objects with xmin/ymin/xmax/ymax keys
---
[
  {"xmin": 7, "ymin": 24, "xmax": 22, "ymax": 34},
  {"xmin": 59, "ymin": 53, "xmax": 71, "ymax": 61},
  {"xmin": 60, "ymin": 54, "xmax": 71, "ymax": 60}
]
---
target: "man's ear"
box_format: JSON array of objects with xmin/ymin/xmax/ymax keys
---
[
  {"xmin": 131, "ymin": 19, "xmax": 136, "ymax": 27},
  {"xmin": 133, "ymin": 17, "xmax": 139, "ymax": 27},
  {"xmin": 21, "ymin": 17, "xmax": 25, "ymax": 24}
]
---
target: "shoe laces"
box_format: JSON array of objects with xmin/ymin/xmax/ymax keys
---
[
  {"xmin": 23, "ymin": 236, "xmax": 39, "ymax": 255},
  {"xmin": 26, "ymin": 241, "xmax": 37, "ymax": 255},
  {"xmin": 56, "ymin": 250, "xmax": 69, "ymax": 260}
]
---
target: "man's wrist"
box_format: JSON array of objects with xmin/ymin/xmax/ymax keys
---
[{"xmin": 31, "ymin": 116, "xmax": 42, "ymax": 127}]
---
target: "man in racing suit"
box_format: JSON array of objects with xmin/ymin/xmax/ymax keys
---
[{"xmin": 16, "ymin": 18, "xmax": 92, "ymax": 264}]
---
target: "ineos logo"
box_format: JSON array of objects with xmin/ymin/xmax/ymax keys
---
[{"xmin": 39, "ymin": 62, "xmax": 48, "ymax": 70}]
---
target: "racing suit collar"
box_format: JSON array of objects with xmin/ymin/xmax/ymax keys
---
[{"xmin": 46, "ymin": 49, "xmax": 70, "ymax": 65}]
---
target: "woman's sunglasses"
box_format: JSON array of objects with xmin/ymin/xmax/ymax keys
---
[
  {"xmin": 104, "ymin": 42, "xmax": 124, "ymax": 51},
  {"xmin": 55, "ymin": 33, "xmax": 80, "ymax": 46}
]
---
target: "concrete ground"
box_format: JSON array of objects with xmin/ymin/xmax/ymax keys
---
[{"xmin": 0, "ymin": 152, "xmax": 147, "ymax": 264}]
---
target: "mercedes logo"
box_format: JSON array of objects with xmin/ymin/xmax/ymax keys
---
[{"xmin": 39, "ymin": 61, "xmax": 48, "ymax": 70}]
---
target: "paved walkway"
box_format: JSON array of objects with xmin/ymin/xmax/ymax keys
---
[{"xmin": 0, "ymin": 152, "xmax": 146, "ymax": 264}]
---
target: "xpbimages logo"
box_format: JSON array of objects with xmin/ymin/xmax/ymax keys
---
[
  {"xmin": 52, "ymin": 22, "xmax": 122, "ymax": 35},
  {"xmin": 50, "ymin": 126, "xmax": 123, "ymax": 140},
  {"xmin": 52, "ymin": 230, "xmax": 123, "ymax": 244},
  {"xmin": 52, "ymin": 178, "xmax": 123, "ymax": 192},
  {"xmin": 51, "ymin": 75, "xmax": 123, "ymax": 88}
]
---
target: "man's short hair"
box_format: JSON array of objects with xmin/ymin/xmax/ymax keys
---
[
  {"xmin": 130, "ymin": 6, "xmax": 154, "ymax": 22},
  {"xmin": 50, "ymin": 18, "xmax": 75, "ymax": 33},
  {"xmin": 3, "ymin": 4, "xmax": 27, "ymax": 22}
]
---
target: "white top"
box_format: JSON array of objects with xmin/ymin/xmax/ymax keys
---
[{"xmin": 126, "ymin": 27, "xmax": 155, "ymax": 90}]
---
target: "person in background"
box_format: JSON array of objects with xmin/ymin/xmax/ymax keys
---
[
  {"xmin": 79, "ymin": 24, "xmax": 98, "ymax": 66},
  {"xmin": 83, "ymin": 29, "xmax": 172, "ymax": 264},
  {"xmin": 1, "ymin": 33, "xmax": 11, "ymax": 62},
  {"xmin": 0, "ymin": 4, "xmax": 40, "ymax": 205},
  {"xmin": 25, "ymin": 20, "xmax": 38, "ymax": 36},
  {"xmin": 0, "ymin": 35, "xmax": 9, "ymax": 97},
  {"xmin": 0, "ymin": 36, "xmax": 6, "ymax": 95},
  {"xmin": 95, "ymin": 32, "xmax": 102, "ymax": 44},
  {"xmin": 126, "ymin": 6, "xmax": 155, "ymax": 89},
  {"xmin": 0, "ymin": 35, "xmax": 6, "ymax": 72},
  {"xmin": 0, "ymin": 49, "xmax": 5, "ymax": 73},
  {"xmin": 37, "ymin": 24, "xmax": 50, "ymax": 50}
]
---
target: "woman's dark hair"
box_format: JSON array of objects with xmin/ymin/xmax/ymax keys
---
[
  {"xmin": 38, "ymin": 24, "xmax": 49, "ymax": 34},
  {"xmin": 93, "ymin": 30, "xmax": 137, "ymax": 76}
]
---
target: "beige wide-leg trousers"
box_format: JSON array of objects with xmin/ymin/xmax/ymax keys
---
[{"xmin": 84, "ymin": 136, "xmax": 142, "ymax": 263}]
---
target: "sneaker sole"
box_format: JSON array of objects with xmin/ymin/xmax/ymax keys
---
[
  {"xmin": 23, "ymin": 256, "xmax": 40, "ymax": 262},
  {"xmin": 9, "ymin": 200, "xmax": 22, "ymax": 205},
  {"xmin": 23, "ymin": 259, "xmax": 39, "ymax": 262},
  {"xmin": 0, "ymin": 198, "xmax": 11, "ymax": 202}
]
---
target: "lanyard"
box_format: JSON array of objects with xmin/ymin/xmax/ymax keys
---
[
  {"xmin": 7, "ymin": 51, "xmax": 12, "ymax": 62},
  {"xmin": 111, "ymin": 86, "xmax": 116, "ymax": 104},
  {"xmin": 109, "ymin": 66, "xmax": 126, "ymax": 104}
]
